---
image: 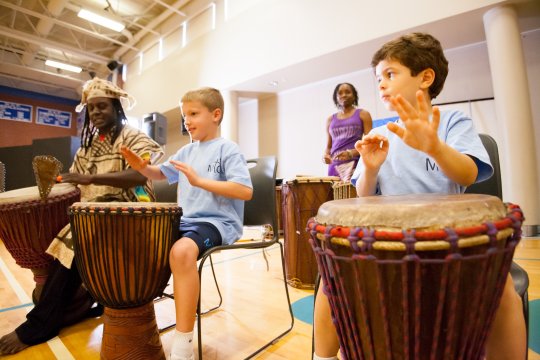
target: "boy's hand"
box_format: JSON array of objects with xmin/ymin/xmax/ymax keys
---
[
  {"xmin": 355, "ymin": 134, "xmax": 389, "ymax": 170},
  {"xmin": 170, "ymin": 160, "xmax": 200, "ymax": 187},
  {"xmin": 387, "ymin": 90, "xmax": 442, "ymax": 157},
  {"xmin": 120, "ymin": 146, "xmax": 149, "ymax": 171}
]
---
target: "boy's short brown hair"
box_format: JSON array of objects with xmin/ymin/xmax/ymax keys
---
[
  {"xmin": 181, "ymin": 87, "xmax": 224, "ymax": 123},
  {"xmin": 371, "ymin": 32, "xmax": 449, "ymax": 99}
]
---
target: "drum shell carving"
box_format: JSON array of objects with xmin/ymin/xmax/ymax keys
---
[{"xmin": 70, "ymin": 202, "xmax": 181, "ymax": 309}]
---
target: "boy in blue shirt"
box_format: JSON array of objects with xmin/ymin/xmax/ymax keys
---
[
  {"xmin": 314, "ymin": 33, "xmax": 525, "ymax": 360},
  {"xmin": 122, "ymin": 87, "xmax": 252, "ymax": 360}
]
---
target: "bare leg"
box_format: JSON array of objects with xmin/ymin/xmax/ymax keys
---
[
  {"xmin": 314, "ymin": 278, "xmax": 340, "ymax": 358},
  {"xmin": 0, "ymin": 332, "xmax": 28, "ymax": 355},
  {"xmin": 169, "ymin": 238, "xmax": 200, "ymax": 360},
  {"xmin": 485, "ymin": 275, "xmax": 526, "ymax": 360},
  {"xmin": 170, "ymin": 238, "xmax": 200, "ymax": 332}
]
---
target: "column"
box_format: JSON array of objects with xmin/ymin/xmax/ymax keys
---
[
  {"xmin": 483, "ymin": 5, "xmax": 539, "ymax": 235},
  {"xmin": 221, "ymin": 90, "xmax": 239, "ymax": 143}
]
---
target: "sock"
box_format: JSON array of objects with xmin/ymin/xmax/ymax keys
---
[
  {"xmin": 170, "ymin": 330, "xmax": 194, "ymax": 360},
  {"xmin": 313, "ymin": 354, "xmax": 338, "ymax": 360}
]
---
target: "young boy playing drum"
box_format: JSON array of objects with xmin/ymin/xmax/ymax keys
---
[
  {"xmin": 313, "ymin": 32, "xmax": 526, "ymax": 360},
  {"xmin": 121, "ymin": 87, "xmax": 253, "ymax": 360}
]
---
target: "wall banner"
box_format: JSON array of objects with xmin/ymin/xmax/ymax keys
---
[
  {"xmin": 0, "ymin": 101, "xmax": 32, "ymax": 122},
  {"xmin": 36, "ymin": 107, "xmax": 72, "ymax": 128}
]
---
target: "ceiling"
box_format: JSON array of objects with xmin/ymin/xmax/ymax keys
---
[
  {"xmin": 0, "ymin": 0, "xmax": 210, "ymax": 100},
  {"xmin": 1, "ymin": 1, "xmax": 539, "ymax": 103}
]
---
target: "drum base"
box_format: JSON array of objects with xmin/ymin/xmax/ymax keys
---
[
  {"xmin": 286, "ymin": 276, "xmax": 315, "ymax": 290},
  {"xmin": 101, "ymin": 303, "xmax": 165, "ymax": 360}
]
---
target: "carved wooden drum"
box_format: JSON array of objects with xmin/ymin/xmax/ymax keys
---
[
  {"xmin": 70, "ymin": 202, "xmax": 181, "ymax": 360},
  {"xmin": 307, "ymin": 194, "xmax": 523, "ymax": 360},
  {"xmin": 281, "ymin": 176, "xmax": 338, "ymax": 289},
  {"xmin": 0, "ymin": 183, "xmax": 80, "ymax": 301}
]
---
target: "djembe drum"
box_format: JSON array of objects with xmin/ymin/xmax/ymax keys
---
[
  {"xmin": 281, "ymin": 176, "xmax": 338, "ymax": 289},
  {"xmin": 332, "ymin": 181, "xmax": 357, "ymax": 200},
  {"xmin": 307, "ymin": 194, "xmax": 523, "ymax": 360},
  {"xmin": 0, "ymin": 183, "xmax": 80, "ymax": 302},
  {"xmin": 69, "ymin": 202, "xmax": 181, "ymax": 360}
]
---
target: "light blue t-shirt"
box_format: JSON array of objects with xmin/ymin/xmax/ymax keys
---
[
  {"xmin": 351, "ymin": 110, "xmax": 493, "ymax": 195},
  {"xmin": 159, "ymin": 137, "xmax": 252, "ymax": 244}
]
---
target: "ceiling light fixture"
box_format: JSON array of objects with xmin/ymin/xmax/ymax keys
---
[
  {"xmin": 45, "ymin": 60, "xmax": 82, "ymax": 73},
  {"xmin": 78, "ymin": 9, "xmax": 125, "ymax": 32}
]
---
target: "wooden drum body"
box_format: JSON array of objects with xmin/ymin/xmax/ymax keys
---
[
  {"xmin": 0, "ymin": 183, "xmax": 80, "ymax": 301},
  {"xmin": 69, "ymin": 202, "xmax": 181, "ymax": 360},
  {"xmin": 281, "ymin": 176, "xmax": 338, "ymax": 289},
  {"xmin": 307, "ymin": 194, "xmax": 523, "ymax": 360}
]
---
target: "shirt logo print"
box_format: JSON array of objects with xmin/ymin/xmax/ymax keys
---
[{"xmin": 208, "ymin": 158, "xmax": 224, "ymax": 174}]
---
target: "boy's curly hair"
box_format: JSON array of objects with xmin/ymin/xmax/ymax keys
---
[{"xmin": 371, "ymin": 32, "xmax": 449, "ymax": 99}]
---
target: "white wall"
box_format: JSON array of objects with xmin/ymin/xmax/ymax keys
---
[
  {"xmin": 125, "ymin": 0, "xmax": 507, "ymax": 117},
  {"xmin": 238, "ymin": 99, "xmax": 259, "ymax": 160}
]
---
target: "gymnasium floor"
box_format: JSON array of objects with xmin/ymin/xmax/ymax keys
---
[{"xmin": 0, "ymin": 236, "xmax": 539, "ymax": 359}]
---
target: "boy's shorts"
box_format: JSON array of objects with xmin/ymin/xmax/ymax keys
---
[{"xmin": 179, "ymin": 221, "xmax": 222, "ymax": 258}]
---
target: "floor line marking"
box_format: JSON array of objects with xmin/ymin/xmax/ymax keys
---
[{"xmin": 0, "ymin": 256, "xmax": 74, "ymax": 359}]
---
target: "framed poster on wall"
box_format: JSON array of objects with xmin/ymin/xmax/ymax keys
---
[
  {"xmin": 0, "ymin": 100, "xmax": 32, "ymax": 123},
  {"xmin": 36, "ymin": 107, "xmax": 72, "ymax": 128}
]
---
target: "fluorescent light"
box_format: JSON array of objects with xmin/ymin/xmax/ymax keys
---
[
  {"xmin": 78, "ymin": 9, "xmax": 125, "ymax": 32},
  {"xmin": 45, "ymin": 60, "xmax": 82, "ymax": 73}
]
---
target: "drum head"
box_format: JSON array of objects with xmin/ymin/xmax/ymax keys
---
[
  {"xmin": 315, "ymin": 193, "xmax": 506, "ymax": 231},
  {"xmin": 0, "ymin": 183, "xmax": 77, "ymax": 204}
]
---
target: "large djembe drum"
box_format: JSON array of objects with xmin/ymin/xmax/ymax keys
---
[
  {"xmin": 0, "ymin": 183, "xmax": 80, "ymax": 301},
  {"xmin": 307, "ymin": 194, "xmax": 523, "ymax": 360},
  {"xmin": 69, "ymin": 202, "xmax": 181, "ymax": 360},
  {"xmin": 281, "ymin": 176, "xmax": 338, "ymax": 289}
]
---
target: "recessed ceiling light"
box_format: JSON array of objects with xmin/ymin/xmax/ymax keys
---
[
  {"xmin": 78, "ymin": 9, "xmax": 125, "ymax": 32},
  {"xmin": 45, "ymin": 60, "xmax": 82, "ymax": 73}
]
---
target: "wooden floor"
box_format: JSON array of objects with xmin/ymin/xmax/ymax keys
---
[{"xmin": 1, "ymin": 235, "xmax": 539, "ymax": 359}]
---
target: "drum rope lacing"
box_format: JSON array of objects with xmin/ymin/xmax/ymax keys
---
[
  {"xmin": 307, "ymin": 203, "xmax": 524, "ymax": 249},
  {"xmin": 308, "ymin": 203, "xmax": 525, "ymax": 359}
]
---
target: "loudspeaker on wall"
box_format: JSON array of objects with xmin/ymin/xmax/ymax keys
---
[{"xmin": 143, "ymin": 112, "xmax": 167, "ymax": 145}]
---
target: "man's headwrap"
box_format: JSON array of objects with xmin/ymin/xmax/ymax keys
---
[{"xmin": 76, "ymin": 77, "xmax": 136, "ymax": 113}]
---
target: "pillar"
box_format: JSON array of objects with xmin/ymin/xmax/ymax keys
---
[{"xmin": 483, "ymin": 5, "xmax": 539, "ymax": 235}]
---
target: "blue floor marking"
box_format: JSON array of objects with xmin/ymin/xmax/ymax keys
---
[
  {"xmin": 292, "ymin": 295, "xmax": 314, "ymax": 325},
  {"xmin": 0, "ymin": 302, "xmax": 33, "ymax": 313},
  {"xmin": 529, "ymin": 299, "xmax": 540, "ymax": 353}
]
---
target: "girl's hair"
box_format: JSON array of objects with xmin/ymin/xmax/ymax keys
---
[
  {"xmin": 80, "ymin": 98, "xmax": 127, "ymax": 151},
  {"xmin": 181, "ymin": 87, "xmax": 224, "ymax": 123},
  {"xmin": 371, "ymin": 32, "xmax": 449, "ymax": 99},
  {"xmin": 332, "ymin": 83, "xmax": 359, "ymax": 108}
]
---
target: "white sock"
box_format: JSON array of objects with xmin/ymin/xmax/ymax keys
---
[
  {"xmin": 313, "ymin": 354, "xmax": 338, "ymax": 360},
  {"xmin": 170, "ymin": 330, "xmax": 194, "ymax": 360}
]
